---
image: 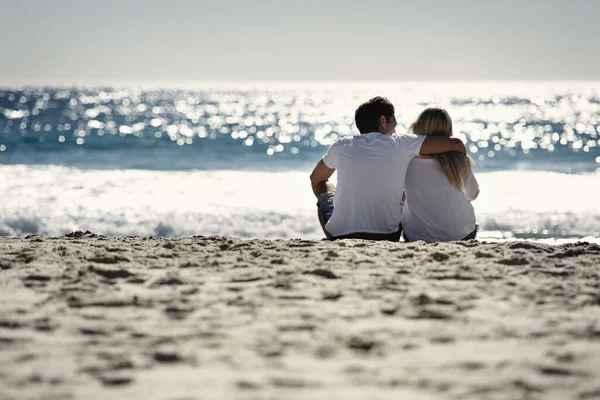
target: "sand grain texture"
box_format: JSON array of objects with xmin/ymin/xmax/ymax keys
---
[{"xmin": 1, "ymin": 232, "xmax": 600, "ymax": 399}]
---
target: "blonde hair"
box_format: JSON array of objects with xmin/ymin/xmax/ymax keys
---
[{"xmin": 410, "ymin": 108, "xmax": 472, "ymax": 191}]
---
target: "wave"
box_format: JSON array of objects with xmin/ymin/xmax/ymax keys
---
[
  {"xmin": 1, "ymin": 165, "xmax": 599, "ymax": 240},
  {"xmin": 1, "ymin": 83, "xmax": 599, "ymax": 173}
]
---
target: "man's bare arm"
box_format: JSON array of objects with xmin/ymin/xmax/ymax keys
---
[
  {"xmin": 310, "ymin": 159, "xmax": 336, "ymax": 198},
  {"xmin": 419, "ymin": 137, "xmax": 466, "ymax": 155}
]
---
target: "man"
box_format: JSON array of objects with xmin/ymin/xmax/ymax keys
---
[{"xmin": 310, "ymin": 96, "xmax": 466, "ymax": 241}]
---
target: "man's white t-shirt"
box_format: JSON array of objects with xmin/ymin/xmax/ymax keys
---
[
  {"xmin": 322, "ymin": 132, "xmax": 425, "ymax": 237},
  {"xmin": 402, "ymin": 157, "xmax": 479, "ymax": 242}
]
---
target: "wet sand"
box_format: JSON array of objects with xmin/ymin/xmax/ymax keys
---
[{"xmin": 1, "ymin": 232, "xmax": 600, "ymax": 400}]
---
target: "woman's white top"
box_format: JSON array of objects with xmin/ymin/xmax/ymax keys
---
[{"xmin": 402, "ymin": 157, "xmax": 479, "ymax": 242}]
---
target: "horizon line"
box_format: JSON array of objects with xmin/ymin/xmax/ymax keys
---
[{"xmin": 2, "ymin": 79, "xmax": 600, "ymax": 89}]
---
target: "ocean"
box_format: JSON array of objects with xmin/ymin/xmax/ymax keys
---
[{"xmin": 1, "ymin": 82, "xmax": 599, "ymax": 241}]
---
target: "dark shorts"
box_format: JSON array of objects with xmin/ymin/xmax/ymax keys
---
[
  {"xmin": 317, "ymin": 193, "xmax": 336, "ymax": 226},
  {"xmin": 403, "ymin": 225, "xmax": 479, "ymax": 242},
  {"xmin": 317, "ymin": 194, "xmax": 402, "ymax": 241},
  {"xmin": 461, "ymin": 225, "xmax": 479, "ymax": 240}
]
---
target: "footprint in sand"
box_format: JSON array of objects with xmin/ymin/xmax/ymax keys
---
[
  {"xmin": 23, "ymin": 274, "xmax": 51, "ymax": 282},
  {"xmin": 496, "ymin": 257, "xmax": 529, "ymax": 265},
  {"xmin": 304, "ymin": 269, "xmax": 339, "ymax": 279},
  {"xmin": 149, "ymin": 274, "xmax": 186, "ymax": 286},
  {"xmin": 89, "ymin": 266, "xmax": 135, "ymax": 279},
  {"xmin": 98, "ymin": 374, "xmax": 133, "ymax": 386},
  {"xmin": 153, "ymin": 349, "xmax": 182, "ymax": 363},
  {"xmin": 88, "ymin": 255, "xmax": 131, "ymax": 264}
]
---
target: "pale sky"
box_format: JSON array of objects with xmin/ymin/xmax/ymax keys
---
[{"xmin": 1, "ymin": 0, "xmax": 599, "ymax": 84}]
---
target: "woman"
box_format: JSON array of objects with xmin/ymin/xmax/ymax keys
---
[{"xmin": 402, "ymin": 108, "xmax": 479, "ymax": 242}]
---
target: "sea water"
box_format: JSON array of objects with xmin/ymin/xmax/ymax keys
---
[{"xmin": 1, "ymin": 82, "xmax": 599, "ymax": 240}]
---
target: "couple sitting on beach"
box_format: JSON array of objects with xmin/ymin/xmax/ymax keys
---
[{"xmin": 310, "ymin": 97, "xmax": 479, "ymax": 243}]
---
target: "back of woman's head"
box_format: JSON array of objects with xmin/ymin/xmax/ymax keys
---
[
  {"xmin": 410, "ymin": 108, "xmax": 472, "ymax": 192},
  {"xmin": 411, "ymin": 108, "xmax": 453, "ymax": 138}
]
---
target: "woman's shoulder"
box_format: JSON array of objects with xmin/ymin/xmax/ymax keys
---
[
  {"xmin": 409, "ymin": 155, "xmax": 436, "ymax": 162},
  {"xmin": 406, "ymin": 157, "xmax": 441, "ymax": 178}
]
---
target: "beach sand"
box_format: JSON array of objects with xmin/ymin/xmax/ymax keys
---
[{"xmin": 1, "ymin": 232, "xmax": 599, "ymax": 400}]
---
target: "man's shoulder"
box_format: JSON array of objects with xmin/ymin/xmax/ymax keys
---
[
  {"xmin": 391, "ymin": 133, "xmax": 426, "ymax": 153},
  {"xmin": 391, "ymin": 132, "xmax": 422, "ymax": 141},
  {"xmin": 330, "ymin": 135, "xmax": 356, "ymax": 148},
  {"xmin": 335, "ymin": 135, "xmax": 356, "ymax": 143}
]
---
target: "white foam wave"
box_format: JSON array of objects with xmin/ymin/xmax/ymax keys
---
[{"xmin": 1, "ymin": 165, "xmax": 599, "ymax": 240}]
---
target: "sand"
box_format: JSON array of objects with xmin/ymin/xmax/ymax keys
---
[{"xmin": 1, "ymin": 232, "xmax": 600, "ymax": 400}]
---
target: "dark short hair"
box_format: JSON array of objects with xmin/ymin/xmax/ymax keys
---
[{"xmin": 354, "ymin": 96, "xmax": 395, "ymax": 134}]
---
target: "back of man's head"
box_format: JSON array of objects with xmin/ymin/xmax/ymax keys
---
[{"xmin": 354, "ymin": 97, "xmax": 395, "ymax": 134}]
